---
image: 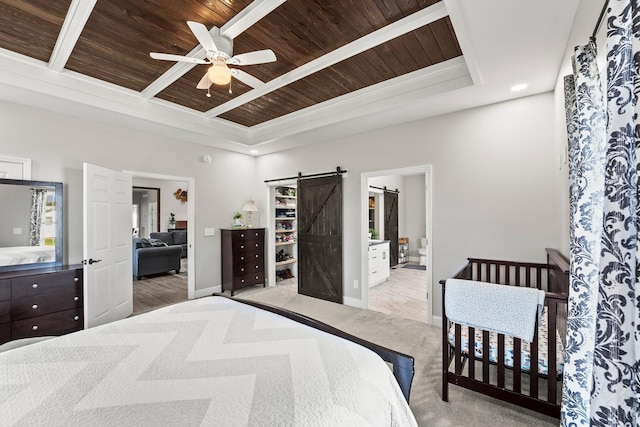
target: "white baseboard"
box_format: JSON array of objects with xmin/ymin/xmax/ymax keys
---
[
  {"xmin": 194, "ymin": 285, "xmax": 220, "ymax": 299},
  {"xmin": 343, "ymin": 296, "xmax": 362, "ymax": 308},
  {"xmin": 432, "ymin": 315, "xmax": 442, "ymax": 327}
]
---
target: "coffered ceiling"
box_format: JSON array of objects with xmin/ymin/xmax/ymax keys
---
[{"xmin": 0, "ymin": 1, "xmax": 583, "ymax": 154}]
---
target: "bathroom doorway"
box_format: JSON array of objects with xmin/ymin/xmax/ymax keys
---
[{"xmin": 361, "ymin": 165, "xmax": 432, "ymax": 324}]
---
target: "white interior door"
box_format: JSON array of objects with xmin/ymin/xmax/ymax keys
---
[{"xmin": 83, "ymin": 163, "xmax": 133, "ymax": 328}]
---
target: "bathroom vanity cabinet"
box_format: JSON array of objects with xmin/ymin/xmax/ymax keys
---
[{"xmin": 368, "ymin": 240, "xmax": 390, "ymax": 287}]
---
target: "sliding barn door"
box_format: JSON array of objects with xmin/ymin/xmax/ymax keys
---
[
  {"xmin": 384, "ymin": 191, "xmax": 399, "ymax": 267},
  {"xmin": 297, "ymin": 175, "xmax": 343, "ymax": 304}
]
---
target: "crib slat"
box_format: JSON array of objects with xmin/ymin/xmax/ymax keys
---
[
  {"xmin": 468, "ymin": 327, "xmax": 476, "ymax": 379},
  {"xmin": 530, "ymin": 322, "xmax": 539, "ymax": 398},
  {"xmin": 515, "ymin": 265, "xmax": 521, "ymax": 287},
  {"xmin": 526, "ymin": 266, "xmax": 532, "ymax": 288},
  {"xmin": 497, "ymin": 334, "xmax": 505, "ymax": 388},
  {"xmin": 505, "ymin": 264, "xmax": 510, "ymax": 285},
  {"xmin": 548, "ymin": 301, "xmax": 558, "ymax": 404},
  {"xmin": 482, "ymin": 330, "xmax": 490, "ymax": 383},
  {"xmin": 513, "ymin": 338, "xmax": 522, "ymax": 393},
  {"xmin": 495, "ymin": 263, "xmax": 500, "ymax": 284},
  {"xmin": 455, "ymin": 323, "xmax": 463, "ymax": 374}
]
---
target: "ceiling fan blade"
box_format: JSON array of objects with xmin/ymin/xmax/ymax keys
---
[
  {"xmin": 196, "ymin": 73, "xmax": 212, "ymax": 89},
  {"xmin": 187, "ymin": 21, "xmax": 218, "ymax": 54},
  {"xmin": 231, "ymin": 69, "xmax": 265, "ymax": 89},
  {"xmin": 150, "ymin": 52, "xmax": 208, "ymax": 64},
  {"xmin": 229, "ymin": 49, "xmax": 276, "ymax": 66}
]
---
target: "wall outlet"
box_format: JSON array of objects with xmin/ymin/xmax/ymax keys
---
[
  {"xmin": 204, "ymin": 227, "xmax": 215, "ymax": 236},
  {"xmin": 353, "ymin": 279, "xmax": 359, "ymax": 289},
  {"xmin": 13, "ymin": 228, "xmax": 21, "ymax": 235}
]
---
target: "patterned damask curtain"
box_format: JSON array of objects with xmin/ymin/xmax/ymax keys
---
[
  {"xmin": 28, "ymin": 188, "xmax": 45, "ymax": 246},
  {"xmin": 562, "ymin": 1, "xmax": 640, "ymax": 425}
]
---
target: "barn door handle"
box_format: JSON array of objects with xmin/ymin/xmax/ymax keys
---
[{"xmin": 83, "ymin": 258, "xmax": 103, "ymax": 265}]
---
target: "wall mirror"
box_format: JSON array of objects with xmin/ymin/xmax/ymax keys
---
[
  {"xmin": 132, "ymin": 187, "xmax": 160, "ymax": 238},
  {"xmin": 0, "ymin": 178, "xmax": 63, "ymax": 272}
]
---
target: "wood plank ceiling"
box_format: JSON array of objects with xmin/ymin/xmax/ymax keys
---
[{"xmin": 0, "ymin": 0, "xmax": 461, "ymax": 128}]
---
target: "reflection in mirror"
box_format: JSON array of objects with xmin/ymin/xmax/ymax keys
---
[
  {"xmin": 132, "ymin": 187, "xmax": 160, "ymax": 238},
  {"xmin": 0, "ymin": 178, "xmax": 63, "ymax": 271}
]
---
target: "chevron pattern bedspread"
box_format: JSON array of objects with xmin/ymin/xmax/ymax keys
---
[{"xmin": 0, "ymin": 296, "xmax": 416, "ymax": 426}]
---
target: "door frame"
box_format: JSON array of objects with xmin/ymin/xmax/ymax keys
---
[
  {"xmin": 124, "ymin": 170, "xmax": 196, "ymax": 300},
  {"xmin": 360, "ymin": 165, "xmax": 433, "ymax": 324}
]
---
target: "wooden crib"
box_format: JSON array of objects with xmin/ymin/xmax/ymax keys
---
[{"xmin": 440, "ymin": 248, "xmax": 569, "ymax": 418}]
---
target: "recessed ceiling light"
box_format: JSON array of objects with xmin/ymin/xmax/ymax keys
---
[
  {"xmin": 510, "ymin": 83, "xmax": 528, "ymax": 92},
  {"xmin": 250, "ymin": 149, "xmax": 258, "ymax": 154}
]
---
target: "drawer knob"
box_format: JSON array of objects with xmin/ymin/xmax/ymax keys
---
[
  {"xmin": 32, "ymin": 325, "xmax": 38, "ymax": 331},
  {"xmin": 255, "ymin": 243, "xmax": 259, "ymax": 247},
  {"xmin": 74, "ymin": 316, "xmax": 80, "ymax": 321},
  {"xmin": 240, "ymin": 268, "xmax": 245, "ymax": 272},
  {"xmin": 255, "ymin": 276, "xmax": 259, "ymax": 279},
  {"xmin": 241, "ymin": 279, "xmax": 245, "ymax": 283},
  {"xmin": 240, "ymin": 256, "xmax": 245, "ymax": 261},
  {"xmin": 240, "ymin": 245, "xmax": 244, "ymax": 249},
  {"xmin": 74, "ymin": 296, "xmax": 79, "ymax": 301},
  {"xmin": 32, "ymin": 304, "xmax": 38, "ymax": 310},
  {"xmin": 255, "ymin": 265, "xmax": 259, "ymax": 269},
  {"xmin": 240, "ymin": 234, "xmax": 244, "ymax": 238},
  {"xmin": 255, "ymin": 254, "xmax": 259, "ymax": 258},
  {"xmin": 74, "ymin": 277, "xmax": 79, "ymax": 282},
  {"xmin": 32, "ymin": 283, "xmax": 38, "ymax": 289}
]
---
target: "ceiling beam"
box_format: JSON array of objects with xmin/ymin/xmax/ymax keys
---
[
  {"xmin": 140, "ymin": 0, "xmax": 286, "ymax": 99},
  {"xmin": 48, "ymin": 0, "xmax": 97, "ymax": 72},
  {"xmin": 203, "ymin": 1, "xmax": 448, "ymax": 118}
]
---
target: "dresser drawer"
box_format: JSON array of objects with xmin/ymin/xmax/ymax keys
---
[
  {"xmin": 232, "ymin": 230, "xmax": 264, "ymax": 242},
  {"xmin": 234, "ymin": 251, "xmax": 264, "ymax": 267},
  {"xmin": 12, "ymin": 269, "xmax": 82, "ymax": 299},
  {"xmin": 0, "ymin": 279, "xmax": 10, "ymax": 301},
  {"xmin": 11, "ymin": 287, "xmax": 83, "ymax": 321},
  {"xmin": 0, "ymin": 300, "xmax": 10, "ymax": 324},
  {"xmin": 234, "ymin": 261, "xmax": 264, "ymax": 275},
  {"xmin": 232, "ymin": 239, "xmax": 263, "ymax": 254},
  {"xmin": 11, "ymin": 307, "xmax": 83, "ymax": 340},
  {"xmin": 233, "ymin": 272, "xmax": 265, "ymax": 288}
]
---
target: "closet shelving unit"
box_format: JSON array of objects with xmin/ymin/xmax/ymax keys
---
[{"xmin": 274, "ymin": 186, "xmax": 297, "ymax": 280}]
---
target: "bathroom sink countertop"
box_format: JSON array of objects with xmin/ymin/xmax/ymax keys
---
[{"xmin": 368, "ymin": 240, "xmax": 390, "ymax": 246}]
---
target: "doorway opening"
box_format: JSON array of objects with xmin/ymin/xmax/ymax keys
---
[
  {"xmin": 361, "ymin": 165, "xmax": 432, "ymax": 324},
  {"xmin": 126, "ymin": 171, "xmax": 195, "ymax": 314}
]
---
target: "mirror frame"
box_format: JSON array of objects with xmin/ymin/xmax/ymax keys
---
[{"xmin": 0, "ymin": 178, "xmax": 63, "ymax": 272}]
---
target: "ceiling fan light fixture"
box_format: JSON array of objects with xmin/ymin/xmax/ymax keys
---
[{"xmin": 207, "ymin": 58, "xmax": 231, "ymax": 85}]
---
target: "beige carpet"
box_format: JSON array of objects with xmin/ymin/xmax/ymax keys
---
[{"xmin": 234, "ymin": 286, "xmax": 558, "ymax": 427}]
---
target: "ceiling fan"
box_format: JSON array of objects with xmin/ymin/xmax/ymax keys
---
[{"xmin": 150, "ymin": 21, "xmax": 276, "ymax": 94}]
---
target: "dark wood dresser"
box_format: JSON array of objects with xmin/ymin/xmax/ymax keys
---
[
  {"xmin": 221, "ymin": 228, "xmax": 265, "ymax": 296},
  {"xmin": 0, "ymin": 265, "xmax": 83, "ymax": 345}
]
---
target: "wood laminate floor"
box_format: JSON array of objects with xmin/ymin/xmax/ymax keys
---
[{"xmin": 132, "ymin": 259, "xmax": 188, "ymax": 316}]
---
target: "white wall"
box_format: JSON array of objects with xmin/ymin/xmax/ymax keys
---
[
  {"xmin": 256, "ymin": 92, "xmax": 562, "ymax": 316},
  {"xmin": 0, "ymin": 100, "xmax": 256, "ymax": 292},
  {"xmin": 0, "ymin": 90, "xmax": 563, "ymax": 316},
  {"xmin": 133, "ymin": 178, "xmax": 189, "ymax": 232}
]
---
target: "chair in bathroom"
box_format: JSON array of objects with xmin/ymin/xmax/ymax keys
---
[{"xmin": 418, "ymin": 238, "xmax": 427, "ymax": 266}]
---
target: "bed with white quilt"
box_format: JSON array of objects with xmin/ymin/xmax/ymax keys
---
[
  {"xmin": 0, "ymin": 246, "xmax": 54, "ymax": 267},
  {"xmin": 0, "ymin": 295, "xmax": 416, "ymax": 426}
]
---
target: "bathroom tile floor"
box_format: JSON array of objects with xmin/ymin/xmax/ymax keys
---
[{"xmin": 368, "ymin": 263, "xmax": 428, "ymax": 323}]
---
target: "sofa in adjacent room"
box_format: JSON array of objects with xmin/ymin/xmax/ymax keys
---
[
  {"xmin": 150, "ymin": 230, "xmax": 187, "ymax": 258},
  {"xmin": 132, "ymin": 238, "xmax": 182, "ymax": 280}
]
